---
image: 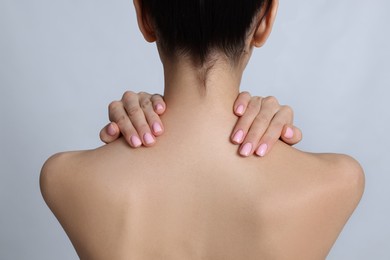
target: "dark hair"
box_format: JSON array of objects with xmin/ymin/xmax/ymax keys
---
[{"xmin": 141, "ymin": 0, "xmax": 272, "ymax": 65}]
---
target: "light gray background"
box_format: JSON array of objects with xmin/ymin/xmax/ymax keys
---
[{"xmin": 0, "ymin": 0, "xmax": 389, "ymax": 259}]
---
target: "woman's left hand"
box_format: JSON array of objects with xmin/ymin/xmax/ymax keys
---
[{"xmin": 230, "ymin": 92, "xmax": 302, "ymax": 157}]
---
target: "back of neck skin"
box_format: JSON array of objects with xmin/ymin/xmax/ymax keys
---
[{"xmin": 162, "ymin": 51, "xmax": 252, "ymax": 118}]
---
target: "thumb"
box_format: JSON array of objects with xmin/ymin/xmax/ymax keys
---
[
  {"xmin": 280, "ymin": 124, "xmax": 302, "ymax": 146},
  {"xmin": 100, "ymin": 123, "xmax": 120, "ymax": 144}
]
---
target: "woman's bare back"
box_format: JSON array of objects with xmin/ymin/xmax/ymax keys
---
[{"xmin": 40, "ymin": 114, "xmax": 364, "ymax": 260}]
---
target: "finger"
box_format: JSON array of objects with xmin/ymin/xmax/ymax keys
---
[
  {"xmin": 108, "ymin": 100, "xmax": 143, "ymax": 148},
  {"xmin": 239, "ymin": 96, "xmax": 280, "ymax": 157},
  {"xmin": 139, "ymin": 93, "xmax": 165, "ymax": 136},
  {"xmin": 99, "ymin": 122, "xmax": 120, "ymax": 144},
  {"xmin": 255, "ymin": 105, "xmax": 293, "ymax": 157},
  {"xmin": 233, "ymin": 91, "xmax": 252, "ymax": 116},
  {"xmin": 280, "ymin": 124, "xmax": 303, "ymax": 145},
  {"xmin": 231, "ymin": 96, "xmax": 263, "ymax": 146},
  {"xmin": 122, "ymin": 91, "xmax": 156, "ymax": 146},
  {"xmin": 151, "ymin": 94, "xmax": 166, "ymax": 115}
]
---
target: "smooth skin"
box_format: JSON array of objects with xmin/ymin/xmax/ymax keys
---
[
  {"xmin": 40, "ymin": 0, "xmax": 364, "ymax": 259},
  {"xmin": 100, "ymin": 91, "xmax": 303, "ymax": 157}
]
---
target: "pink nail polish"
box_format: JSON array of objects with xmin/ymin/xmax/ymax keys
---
[
  {"xmin": 131, "ymin": 136, "xmax": 142, "ymax": 147},
  {"xmin": 240, "ymin": 143, "xmax": 253, "ymax": 157},
  {"xmin": 236, "ymin": 105, "xmax": 244, "ymax": 115},
  {"xmin": 256, "ymin": 143, "xmax": 268, "ymax": 157},
  {"xmin": 233, "ymin": 130, "xmax": 244, "ymax": 143},
  {"xmin": 284, "ymin": 127, "xmax": 294, "ymax": 139},
  {"xmin": 155, "ymin": 104, "xmax": 164, "ymax": 112},
  {"xmin": 143, "ymin": 133, "xmax": 155, "ymax": 145},
  {"xmin": 107, "ymin": 123, "xmax": 116, "ymax": 136},
  {"xmin": 153, "ymin": 122, "xmax": 163, "ymax": 134}
]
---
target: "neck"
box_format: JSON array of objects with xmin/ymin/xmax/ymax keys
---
[
  {"xmin": 159, "ymin": 56, "xmax": 250, "ymax": 141},
  {"xmin": 163, "ymin": 58, "xmax": 244, "ymax": 116}
]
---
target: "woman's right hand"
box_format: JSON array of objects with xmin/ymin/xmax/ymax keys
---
[
  {"xmin": 100, "ymin": 91, "xmax": 166, "ymax": 148},
  {"xmin": 100, "ymin": 91, "xmax": 302, "ymax": 157}
]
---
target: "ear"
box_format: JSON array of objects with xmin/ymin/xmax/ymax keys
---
[
  {"xmin": 252, "ymin": 0, "xmax": 279, "ymax": 48},
  {"xmin": 133, "ymin": 0, "xmax": 157, "ymax": 42}
]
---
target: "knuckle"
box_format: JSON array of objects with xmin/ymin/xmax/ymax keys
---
[
  {"xmin": 138, "ymin": 123, "xmax": 150, "ymax": 131},
  {"xmin": 116, "ymin": 114, "xmax": 128, "ymax": 126},
  {"xmin": 282, "ymin": 105, "xmax": 294, "ymax": 117},
  {"xmin": 252, "ymin": 96, "xmax": 263, "ymax": 103},
  {"xmin": 240, "ymin": 91, "xmax": 251, "ymax": 98},
  {"xmin": 108, "ymin": 101, "xmax": 120, "ymax": 111},
  {"xmin": 271, "ymin": 121, "xmax": 284, "ymax": 131},
  {"xmin": 263, "ymin": 125, "xmax": 283, "ymax": 141},
  {"xmin": 140, "ymin": 98, "xmax": 152, "ymax": 110},
  {"xmin": 245, "ymin": 130, "xmax": 262, "ymax": 143},
  {"xmin": 246, "ymin": 104, "xmax": 257, "ymax": 112},
  {"xmin": 264, "ymin": 96, "xmax": 279, "ymax": 106},
  {"xmin": 255, "ymin": 113, "xmax": 271, "ymax": 124},
  {"xmin": 147, "ymin": 114, "xmax": 160, "ymax": 123},
  {"xmin": 260, "ymin": 134, "xmax": 274, "ymax": 143},
  {"xmin": 138, "ymin": 91, "xmax": 149, "ymax": 97},
  {"xmin": 127, "ymin": 106, "xmax": 141, "ymax": 117},
  {"xmin": 152, "ymin": 94, "xmax": 164, "ymax": 102},
  {"xmin": 242, "ymin": 131, "xmax": 255, "ymax": 141},
  {"xmin": 248, "ymin": 98, "xmax": 261, "ymax": 110},
  {"xmin": 122, "ymin": 91, "xmax": 136, "ymax": 102}
]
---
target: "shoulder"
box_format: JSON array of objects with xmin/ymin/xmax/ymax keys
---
[
  {"xmin": 266, "ymin": 147, "xmax": 365, "ymax": 256},
  {"xmin": 299, "ymin": 152, "xmax": 365, "ymax": 231},
  {"xmin": 273, "ymin": 141, "xmax": 365, "ymax": 196},
  {"xmin": 315, "ymin": 153, "xmax": 365, "ymax": 199},
  {"xmin": 272, "ymin": 142, "xmax": 365, "ymax": 212},
  {"xmin": 40, "ymin": 139, "xmax": 135, "ymax": 205},
  {"xmin": 39, "ymin": 150, "xmax": 91, "ymax": 211},
  {"xmin": 293, "ymin": 149, "xmax": 365, "ymax": 203},
  {"xmin": 310, "ymin": 153, "xmax": 365, "ymax": 251},
  {"xmin": 40, "ymin": 142, "xmax": 131, "ymax": 213},
  {"xmin": 39, "ymin": 148, "xmax": 129, "ymax": 257}
]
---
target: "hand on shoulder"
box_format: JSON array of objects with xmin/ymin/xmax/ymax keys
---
[{"xmin": 100, "ymin": 91, "xmax": 303, "ymax": 157}]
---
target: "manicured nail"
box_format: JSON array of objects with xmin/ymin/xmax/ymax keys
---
[
  {"xmin": 143, "ymin": 133, "xmax": 155, "ymax": 145},
  {"xmin": 236, "ymin": 105, "xmax": 244, "ymax": 115},
  {"xmin": 284, "ymin": 127, "xmax": 294, "ymax": 139},
  {"xmin": 256, "ymin": 143, "xmax": 268, "ymax": 157},
  {"xmin": 233, "ymin": 130, "xmax": 244, "ymax": 143},
  {"xmin": 240, "ymin": 143, "xmax": 253, "ymax": 157},
  {"xmin": 152, "ymin": 122, "xmax": 163, "ymax": 134},
  {"xmin": 155, "ymin": 104, "xmax": 164, "ymax": 112},
  {"xmin": 131, "ymin": 135, "xmax": 142, "ymax": 147},
  {"xmin": 107, "ymin": 123, "xmax": 116, "ymax": 136}
]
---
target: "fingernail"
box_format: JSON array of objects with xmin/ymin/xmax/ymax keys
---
[
  {"xmin": 256, "ymin": 143, "xmax": 268, "ymax": 157},
  {"xmin": 155, "ymin": 104, "xmax": 164, "ymax": 112},
  {"xmin": 233, "ymin": 130, "xmax": 244, "ymax": 143},
  {"xmin": 152, "ymin": 122, "xmax": 163, "ymax": 134},
  {"xmin": 240, "ymin": 143, "xmax": 253, "ymax": 157},
  {"xmin": 236, "ymin": 105, "xmax": 244, "ymax": 115},
  {"xmin": 143, "ymin": 133, "xmax": 155, "ymax": 145},
  {"xmin": 107, "ymin": 123, "xmax": 116, "ymax": 136},
  {"xmin": 284, "ymin": 127, "xmax": 294, "ymax": 139},
  {"xmin": 131, "ymin": 135, "xmax": 142, "ymax": 147}
]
